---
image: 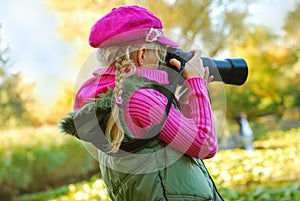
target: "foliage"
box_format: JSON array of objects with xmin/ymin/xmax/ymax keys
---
[
  {"xmin": 44, "ymin": 81, "xmax": 75, "ymax": 125},
  {"xmin": 15, "ymin": 175, "xmax": 110, "ymax": 201},
  {"xmin": 225, "ymin": 24, "xmax": 300, "ymax": 120},
  {"xmin": 284, "ymin": 2, "xmax": 300, "ymax": 43},
  {"xmin": 219, "ymin": 182, "xmax": 300, "ymax": 201},
  {"xmin": 0, "ymin": 26, "xmax": 35, "ymax": 128},
  {"xmin": 0, "ymin": 126, "xmax": 98, "ymax": 199},
  {"xmin": 12, "ymin": 127, "xmax": 300, "ymax": 201},
  {"xmin": 205, "ymin": 128, "xmax": 300, "ymax": 191},
  {"xmin": 282, "ymin": 2, "xmax": 300, "ymax": 109},
  {"xmin": 226, "ymin": 2, "xmax": 300, "ymax": 120}
]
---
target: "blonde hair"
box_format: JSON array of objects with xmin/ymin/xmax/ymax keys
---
[{"xmin": 97, "ymin": 43, "xmax": 167, "ymax": 153}]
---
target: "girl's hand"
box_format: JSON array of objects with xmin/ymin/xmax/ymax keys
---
[{"xmin": 169, "ymin": 50, "xmax": 214, "ymax": 83}]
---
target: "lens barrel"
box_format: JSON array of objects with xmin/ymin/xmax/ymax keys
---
[{"xmin": 201, "ymin": 57, "xmax": 248, "ymax": 85}]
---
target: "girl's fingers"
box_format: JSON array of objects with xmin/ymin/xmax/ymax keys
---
[
  {"xmin": 204, "ymin": 67, "xmax": 214, "ymax": 83},
  {"xmin": 204, "ymin": 67, "xmax": 209, "ymax": 80},
  {"xmin": 169, "ymin": 58, "xmax": 181, "ymax": 71}
]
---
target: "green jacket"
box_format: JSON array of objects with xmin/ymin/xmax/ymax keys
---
[
  {"xmin": 59, "ymin": 75, "xmax": 223, "ymax": 201},
  {"xmin": 99, "ymin": 139, "xmax": 223, "ymax": 201}
]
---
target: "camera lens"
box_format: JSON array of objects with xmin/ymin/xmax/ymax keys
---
[{"xmin": 201, "ymin": 57, "xmax": 248, "ymax": 85}]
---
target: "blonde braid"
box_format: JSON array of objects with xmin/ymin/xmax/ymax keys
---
[{"xmin": 106, "ymin": 46, "xmax": 135, "ymax": 153}]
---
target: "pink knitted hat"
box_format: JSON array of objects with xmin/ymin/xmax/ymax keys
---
[{"xmin": 89, "ymin": 5, "xmax": 179, "ymax": 48}]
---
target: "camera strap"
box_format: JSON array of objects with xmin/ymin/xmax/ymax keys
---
[{"xmin": 115, "ymin": 62, "xmax": 186, "ymax": 156}]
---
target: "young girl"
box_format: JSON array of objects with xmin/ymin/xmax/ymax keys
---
[{"xmin": 60, "ymin": 5, "xmax": 223, "ymax": 201}]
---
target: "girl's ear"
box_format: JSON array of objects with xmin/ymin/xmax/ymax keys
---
[{"xmin": 136, "ymin": 47, "xmax": 147, "ymax": 67}]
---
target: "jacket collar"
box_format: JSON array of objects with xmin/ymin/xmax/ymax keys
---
[{"xmin": 93, "ymin": 67, "xmax": 169, "ymax": 85}]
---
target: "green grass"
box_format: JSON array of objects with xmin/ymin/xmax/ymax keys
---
[
  {"xmin": 219, "ymin": 182, "xmax": 300, "ymax": 201},
  {"xmin": 0, "ymin": 126, "xmax": 98, "ymax": 199},
  {"xmin": 14, "ymin": 175, "xmax": 110, "ymax": 201}
]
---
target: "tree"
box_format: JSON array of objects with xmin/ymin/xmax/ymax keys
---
[
  {"xmin": 0, "ymin": 25, "xmax": 34, "ymax": 128},
  {"xmin": 45, "ymin": 81, "xmax": 74, "ymax": 125},
  {"xmin": 226, "ymin": 24, "xmax": 299, "ymax": 121},
  {"xmin": 282, "ymin": 2, "xmax": 300, "ymax": 109}
]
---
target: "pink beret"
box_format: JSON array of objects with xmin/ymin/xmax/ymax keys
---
[{"xmin": 89, "ymin": 5, "xmax": 179, "ymax": 48}]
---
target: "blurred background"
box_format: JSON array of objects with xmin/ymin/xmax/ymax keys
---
[{"xmin": 0, "ymin": 0, "xmax": 299, "ymax": 200}]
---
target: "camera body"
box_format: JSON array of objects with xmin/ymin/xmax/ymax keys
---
[{"xmin": 164, "ymin": 47, "xmax": 248, "ymax": 85}]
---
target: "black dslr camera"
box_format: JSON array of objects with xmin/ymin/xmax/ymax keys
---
[{"xmin": 164, "ymin": 47, "xmax": 248, "ymax": 85}]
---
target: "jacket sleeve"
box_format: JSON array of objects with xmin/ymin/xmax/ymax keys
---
[{"xmin": 124, "ymin": 77, "xmax": 218, "ymax": 159}]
